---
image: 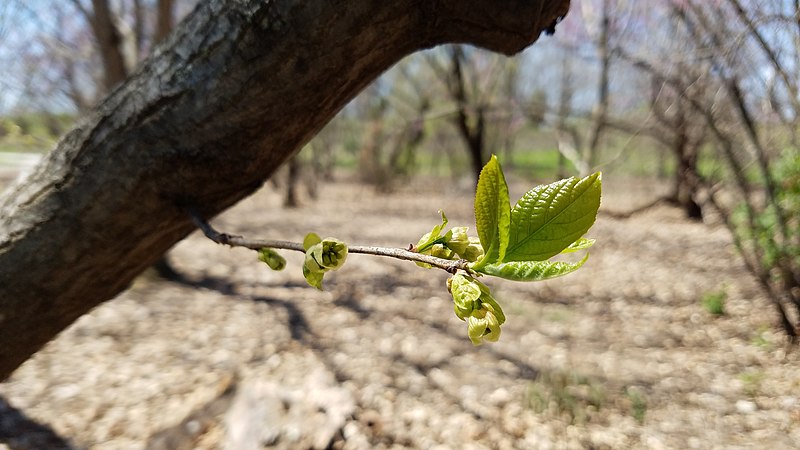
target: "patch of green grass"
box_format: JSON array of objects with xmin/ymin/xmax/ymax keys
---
[
  {"xmin": 510, "ymin": 148, "xmax": 565, "ymax": 177},
  {"xmin": 543, "ymin": 306, "xmax": 571, "ymax": 323},
  {"xmin": 526, "ymin": 370, "xmax": 605, "ymax": 425},
  {"xmin": 624, "ymin": 387, "xmax": 648, "ymax": 424},
  {"xmin": 751, "ymin": 325, "xmax": 772, "ymax": 349},
  {"xmin": 701, "ymin": 289, "xmax": 726, "ymax": 316},
  {"xmin": 738, "ymin": 370, "xmax": 764, "ymax": 397}
]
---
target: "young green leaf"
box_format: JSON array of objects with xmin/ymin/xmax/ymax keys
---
[
  {"xmin": 503, "ymin": 172, "xmax": 601, "ymax": 262},
  {"xmin": 415, "ymin": 210, "xmax": 450, "ymax": 254},
  {"xmin": 561, "ymin": 237, "xmax": 596, "ymax": 253},
  {"xmin": 478, "ymin": 254, "xmax": 589, "ymax": 281},
  {"xmin": 473, "ymin": 155, "xmax": 511, "ymax": 268},
  {"xmin": 303, "ymin": 232, "xmax": 322, "ymax": 251}
]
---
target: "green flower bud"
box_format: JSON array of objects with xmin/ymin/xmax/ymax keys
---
[
  {"xmin": 302, "ymin": 235, "xmax": 348, "ymax": 289},
  {"xmin": 258, "ymin": 248, "xmax": 286, "ymax": 271},
  {"xmin": 304, "ymin": 250, "xmax": 325, "ymax": 273},
  {"xmin": 448, "ymin": 274, "xmax": 506, "ymax": 344},
  {"xmin": 305, "ymin": 237, "xmax": 348, "ymax": 273},
  {"xmin": 461, "ymin": 237, "xmax": 485, "ymax": 262},
  {"xmin": 303, "ymin": 264, "xmax": 324, "ymax": 290},
  {"xmin": 320, "ymin": 238, "xmax": 348, "ymax": 270},
  {"xmin": 448, "ymin": 274, "xmax": 481, "ymax": 320},
  {"xmin": 467, "ymin": 308, "xmax": 502, "ymax": 345},
  {"xmin": 429, "ymin": 243, "xmax": 454, "ymax": 260},
  {"xmin": 445, "ymin": 227, "xmax": 470, "ymax": 255}
]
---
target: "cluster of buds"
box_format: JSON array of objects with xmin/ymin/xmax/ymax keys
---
[
  {"xmin": 447, "ymin": 273, "xmax": 506, "ymax": 345},
  {"xmin": 414, "ymin": 211, "xmax": 484, "ymax": 266},
  {"xmin": 442, "ymin": 227, "xmax": 484, "ymax": 262},
  {"xmin": 302, "ymin": 233, "xmax": 348, "ymax": 289}
]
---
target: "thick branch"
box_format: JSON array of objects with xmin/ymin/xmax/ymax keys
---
[{"xmin": 0, "ymin": 0, "xmax": 571, "ymax": 380}]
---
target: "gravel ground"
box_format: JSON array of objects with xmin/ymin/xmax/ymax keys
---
[{"xmin": 1, "ymin": 172, "xmax": 798, "ymax": 449}]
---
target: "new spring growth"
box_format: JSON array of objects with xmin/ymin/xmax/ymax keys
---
[
  {"xmin": 200, "ymin": 154, "xmax": 599, "ymax": 346},
  {"xmin": 258, "ymin": 248, "xmax": 287, "ymax": 271},
  {"xmin": 302, "ymin": 232, "xmax": 348, "ymax": 289},
  {"xmin": 414, "ymin": 212, "xmax": 485, "ymax": 268},
  {"xmin": 447, "ymin": 273, "xmax": 506, "ymax": 345}
]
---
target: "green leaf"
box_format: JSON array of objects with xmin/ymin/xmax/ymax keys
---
[
  {"xmin": 561, "ymin": 237, "xmax": 596, "ymax": 253},
  {"xmin": 504, "ymin": 172, "xmax": 601, "ymax": 262},
  {"xmin": 478, "ymin": 254, "xmax": 589, "ymax": 282},
  {"xmin": 303, "ymin": 232, "xmax": 321, "ymax": 251},
  {"xmin": 473, "ymin": 155, "xmax": 511, "ymax": 268},
  {"xmin": 415, "ymin": 210, "xmax": 450, "ymax": 254}
]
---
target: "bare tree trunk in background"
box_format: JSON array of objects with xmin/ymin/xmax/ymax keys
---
[
  {"xmin": 554, "ymin": 52, "xmax": 582, "ymax": 178},
  {"xmin": 357, "ymin": 88, "xmax": 389, "ymax": 186},
  {"xmin": 448, "ymin": 46, "xmax": 488, "ymax": 184},
  {"xmin": 283, "ymin": 155, "xmax": 300, "ymax": 208},
  {"xmin": 668, "ymin": 111, "xmax": 703, "ymax": 220},
  {"xmin": 133, "ymin": 0, "xmax": 146, "ymax": 58},
  {"xmin": 0, "ymin": 0, "xmax": 571, "ymax": 380},
  {"xmin": 388, "ymin": 115, "xmax": 427, "ymax": 176},
  {"xmin": 583, "ymin": 0, "xmax": 611, "ymax": 174},
  {"xmin": 646, "ymin": 78, "xmax": 705, "ymax": 220},
  {"xmin": 500, "ymin": 59, "xmax": 520, "ymax": 163},
  {"xmin": 154, "ymin": 0, "xmax": 175, "ymax": 44},
  {"xmin": 88, "ymin": 0, "xmax": 129, "ymax": 89}
]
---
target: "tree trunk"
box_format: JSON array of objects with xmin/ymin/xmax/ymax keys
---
[
  {"xmin": 89, "ymin": 0, "xmax": 130, "ymax": 89},
  {"xmin": 154, "ymin": 0, "xmax": 176, "ymax": 44},
  {"xmin": 673, "ymin": 142, "xmax": 703, "ymax": 220},
  {"xmin": 284, "ymin": 155, "xmax": 300, "ymax": 208},
  {"xmin": 584, "ymin": 0, "xmax": 611, "ymax": 174},
  {"xmin": 0, "ymin": 0, "xmax": 570, "ymax": 380}
]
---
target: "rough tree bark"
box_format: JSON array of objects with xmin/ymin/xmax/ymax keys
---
[{"xmin": 0, "ymin": 0, "xmax": 571, "ymax": 380}]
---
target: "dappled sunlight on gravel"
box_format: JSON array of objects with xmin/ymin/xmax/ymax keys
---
[{"xmin": 1, "ymin": 174, "xmax": 799, "ymax": 449}]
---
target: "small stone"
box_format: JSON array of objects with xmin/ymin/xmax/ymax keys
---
[
  {"xmin": 487, "ymin": 387, "xmax": 512, "ymax": 406},
  {"xmin": 780, "ymin": 397, "xmax": 797, "ymax": 410},
  {"xmin": 736, "ymin": 400, "xmax": 757, "ymax": 414}
]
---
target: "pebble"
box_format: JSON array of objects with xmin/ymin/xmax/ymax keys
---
[
  {"xmin": 736, "ymin": 400, "xmax": 758, "ymax": 414},
  {"xmin": 780, "ymin": 396, "xmax": 797, "ymax": 410}
]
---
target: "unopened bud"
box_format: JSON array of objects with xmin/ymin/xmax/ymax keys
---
[{"xmin": 258, "ymin": 248, "xmax": 286, "ymax": 271}]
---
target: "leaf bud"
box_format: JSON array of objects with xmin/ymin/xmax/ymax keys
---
[
  {"xmin": 461, "ymin": 237, "xmax": 485, "ymax": 262},
  {"xmin": 445, "ymin": 227, "xmax": 470, "ymax": 255}
]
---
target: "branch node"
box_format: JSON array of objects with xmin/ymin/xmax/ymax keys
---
[
  {"xmin": 187, "ymin": 207, "xmax": 235, "ymax": 246},
  {"xmin": 446, "ymin": 259, "xmax": 472, "ymax": 275}
]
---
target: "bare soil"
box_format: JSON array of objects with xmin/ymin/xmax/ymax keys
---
[{"xmin": 1, "ymin": 173, "xmax": 799, "ymax": 449}]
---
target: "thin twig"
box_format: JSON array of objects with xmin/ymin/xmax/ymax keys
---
[{"xmin": 188, "ymin": 209, "xmax": 473, "ymax": 274}]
